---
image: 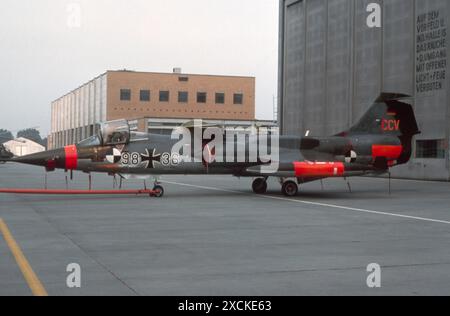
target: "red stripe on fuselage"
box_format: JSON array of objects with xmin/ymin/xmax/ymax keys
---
[
  {"xmin": 372, "ymin": 145, "xmax": 403, "ymax": 160},
  {"xmin": 64, "ymin": 145, "xmax": 78, "ymax": 170},
  {"xmin": 293, "ymin": 162, "xmax": 345, "ymax": 178}
]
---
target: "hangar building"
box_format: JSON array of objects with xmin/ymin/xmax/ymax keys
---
[
  {"xmin": 3, "ymin": 138, "xmax": 45, "ymax": 157},
  {"xmin": 278, "ymin": 0, "xmax": 450, "ymax": 180}
]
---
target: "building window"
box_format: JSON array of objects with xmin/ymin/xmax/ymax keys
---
[
  {"xmin": 197, "ymin": 92, "xmax": 207, "ymax": 103},
  {"xmin": 179, "ymin": 76, "xmax": 189, "ymax": 82},
  {"xmin": 140, "ymin": 90, "xmax": 150, "ymax": 102},
  {"xmin": 159, "ymin": 91, "xmax": 170, "ymax": 102},
  {"xmin": 233, "ymin": 93, "xmax": 244, "ymax": 105},
  {"xmin": 178, "ymin": 91, "xmax": 188, "ymax": 103},
  {"xmin": 416, "ymin": 140, "xmax": 446, "ymax": 159},
  {"xmin": 120, "ymin": 89, "xmax": 131, "ymax": 101},
  {"xmin": 215, "ymin": 93, "xmax": 225, "ymax": 104}
]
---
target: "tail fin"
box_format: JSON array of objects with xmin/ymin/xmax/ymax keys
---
[{"xmin": 339, "ymin": 93, "xmax": 421, "ymax": 164}]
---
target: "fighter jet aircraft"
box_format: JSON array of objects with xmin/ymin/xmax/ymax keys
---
[
  {"xmin": 0, "ymin": 144, "xmax": 13, "ymax": 164},
  {"xmin": 2, "ymin": 93, "xmax": 420, "ymax": 197}
]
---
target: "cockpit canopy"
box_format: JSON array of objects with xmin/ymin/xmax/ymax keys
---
[
  {"xmin": 77, "ymin": 120, "xmax": 149, "ymax": 148},
  {"xmin": 98, "ymin": 120, "xmax": 131, "ymax": 146}
]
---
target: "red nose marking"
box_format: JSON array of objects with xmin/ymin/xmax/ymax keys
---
[
  {"xmin": 372, "ymin": 145, "xmax": 403, "ymax": 160},
  {"xmin": 64, "ymin": 145, "xmax": 78, "ymax": 170},
  {"xmin": 293, "ymin": 162, "xmax": 345, "ymax": 178}
]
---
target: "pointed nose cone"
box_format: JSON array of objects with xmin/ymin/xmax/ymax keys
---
[
  {"xmin": 12, "ymin": 148, "xmax": 68, "ymax": 170},
  {"xmin": 13, "ymin": 145, "xmax": 83, "ymax": 171}
]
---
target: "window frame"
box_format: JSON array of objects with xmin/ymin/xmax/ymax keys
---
[
  {"xmin": 416, "ymin": 139, "xmax": 446, "ymax": 159},
  {"xmin": 140, "ymin": 90, "xmax": 151, "ymax": 102},
  {"xmin": 233, "ymin": 93, "xmax": 244, "ymax": 105},
  {"xmin": 120, "ymin": 89, "xmax": 131, "ymax": 101},
  {"xmin": 197, "ymin": 92, "xmax": 207, "ymax": 104},
  {"xmin": 159, "ymin": 91, "xmax": 170, "ymax": 102},
  {"xmin": 215, "ymin": 93, "xmax": 225, "ymax": 105},
  {"xmin": 178, "ymin": 91, "xmax": 189, "ymax": 103}
]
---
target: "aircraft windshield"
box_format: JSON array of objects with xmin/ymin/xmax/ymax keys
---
[
  {"xmin": 77, "ymin": 135, "xmax": 101, "ymax": 147},
  {"xmin": 77, "ymin": 122, "xmax": 150, "ymax": 147},
  {"xmin": 99, "ymin": 120, "xmax": 131, "ymax": 146}
]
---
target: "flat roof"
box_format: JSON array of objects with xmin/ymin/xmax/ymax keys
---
[{"xmin": 107, "ymin": 69, "xmax": 255, "ymax": 79}]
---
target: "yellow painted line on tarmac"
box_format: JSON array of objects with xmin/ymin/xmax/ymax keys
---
[{"xmin": 0, "ymin": 218, "xmax": 48, "ymax": 296}]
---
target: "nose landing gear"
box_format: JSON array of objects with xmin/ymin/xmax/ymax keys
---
[
  {"xmin": 152, "ymin": 185, "xmax": 164, "ymax": 198},
  {"xmin": 151, "ymin": 177, "xmax": 164, "ymax": 198},
  {"xmin": 252, "ymin": 178, "xmax": 268, "ymax": 194}
]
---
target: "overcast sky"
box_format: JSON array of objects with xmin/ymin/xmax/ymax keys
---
[{"xmin": 0, "ymin": 0, "xmax": 279, "ymax": 136}]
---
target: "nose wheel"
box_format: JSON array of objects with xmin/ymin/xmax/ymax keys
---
[
  {"xmin": 252, "ymin": 178, "xmax": 268, "ymax": 194},
  {"xmin": 281, "ymin": 180, "xmax": 298, "ymax": 197},
  {"xmin": 152, "ymin": 185, "xmax": 164, "ymax": 198}
]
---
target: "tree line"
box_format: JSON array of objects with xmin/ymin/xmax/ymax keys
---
[{"xmin": 0, "ymin": 128, "xmax": 47, "ymax": 149}]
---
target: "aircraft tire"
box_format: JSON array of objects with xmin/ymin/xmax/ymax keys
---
[
  {"xmin": 153, "ymin": 185, "xmax": 164, "ymax": 198},
  {"xmin": 252, "ymin": 178, "xmax": 268, "ymax": 194},
  {"xmin": 282, "ymin": 180, "xmax": 298, "ymax": 197}
]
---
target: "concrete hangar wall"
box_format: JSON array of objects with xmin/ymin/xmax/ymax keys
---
[{"xmin": 278, "ymin": 0, "xmax": 450, "ymax": 181}]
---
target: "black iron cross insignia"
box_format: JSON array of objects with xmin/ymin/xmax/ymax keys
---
[{"xmin": 141, "ymin": 149, "xmax": 161, "ymax": 169}]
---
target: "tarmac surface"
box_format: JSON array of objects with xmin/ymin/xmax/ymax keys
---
[{"xmin": 1, "ymin": 162, "xmax": 450, "ymax": 296}]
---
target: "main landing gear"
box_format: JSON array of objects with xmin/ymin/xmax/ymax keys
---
[
  {"xmin": 252, "ymin": 178, "xmax": 268, "ymax": 194},
  {"xmin": 252, "ymin": 178, "xmax": 299, "ymax": 197},
  {"xmin": 281, "ymin": 180, "xmax": 298, "ymax": 197}
]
